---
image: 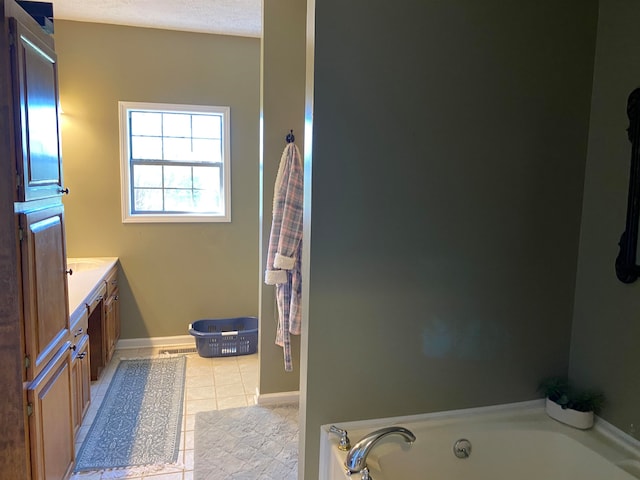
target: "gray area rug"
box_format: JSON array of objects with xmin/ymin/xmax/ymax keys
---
[
  {"xmin": 194, "ymin": 404, "xmax": 299, "ymax": 480},
  {"xmin": 75, "ymin": 356, "xmax": 186, "ymax": 473}
]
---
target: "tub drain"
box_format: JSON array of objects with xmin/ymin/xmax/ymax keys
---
[{"xmin": 453, "ymin": 438, "xmax": 472, "ymax": 458}]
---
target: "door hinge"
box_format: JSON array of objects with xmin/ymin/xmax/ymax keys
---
[
  {"xmin": 24, "ymin": 355, "xmax": 30, "ymax": 369},
  {"xmin": 8, "ymin": 32, "xmax": 15, "ymax": 46},
  {"xmin": 16, "ymin": 175, "xmax": 22, "ymax": 197},
  {"xmin": 18, "ymin": 228, "xmax": 24, "ymax": 241},
  {"xmin": 26, "ymin": 403, "xmax": 33, "ymax": 417}
]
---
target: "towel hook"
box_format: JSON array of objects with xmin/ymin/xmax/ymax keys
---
[{"xmin": 286, "ymin": 129, "xmax": 295, "ymax": 144}]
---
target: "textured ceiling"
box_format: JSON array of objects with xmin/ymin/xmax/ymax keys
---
[{"xmin": 50, "ymin": 0, "xmax": 262, "ymax": 37}]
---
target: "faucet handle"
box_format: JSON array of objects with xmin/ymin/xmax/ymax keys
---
[
  {"xmin": 346, "ymin": 467, "xmax": 372, "ymax": 480},
  {"xmin": 329, "ymin": 425, "xmax": 351, "ymax": 451}
]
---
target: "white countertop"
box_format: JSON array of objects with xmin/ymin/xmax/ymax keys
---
[{"xmin": 67, "ymin": 257, "xmax": 118, "ymax": 320}]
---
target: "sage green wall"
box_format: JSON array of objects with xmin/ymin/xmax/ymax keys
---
[
  {"xmin": 55, "ymin": 21, "xmax": 260, "ymax": 339},
  {"xmin": 258, "ymin": 0, "xmax": 306, "ymax": 394},
  {"xmin": 301, "ymin": 1, "xmax": 597, "ymax": 478},
  {"xmin": 570, "ymin": 0, "xmax": 640, "ymax": 434}
]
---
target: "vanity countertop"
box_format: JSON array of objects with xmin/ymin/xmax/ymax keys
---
[{"xmin": 67, "ymin": 257, "xmax": 118, "ymax": 320}]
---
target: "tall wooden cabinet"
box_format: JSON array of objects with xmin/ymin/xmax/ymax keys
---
[{"xmin": 0, "ymin": 1, "xmax": 74, "ymax": 479}]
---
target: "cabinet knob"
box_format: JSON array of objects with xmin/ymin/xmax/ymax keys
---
[
  {"xmin": 69, "ymin": 344, "xmax": 76, "ymax": 351},
  {"xmin": 74, "ymin": 328, "xmax": 83, "ymax": 337},
  {"xmin": 77, "ymin": 352, "xmax": 86, "ymax": 359},
  {"xmin": 65, "ymin": 268, "xmax": 73, "ymax": 276},
  {"xmin": 59, "ymin": 187, "xmax": 70, "ymax": 195}
]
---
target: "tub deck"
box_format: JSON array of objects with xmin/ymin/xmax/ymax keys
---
[{"xmin": 321, "ymin": 401, "xmax": 640, "ymax": 480}]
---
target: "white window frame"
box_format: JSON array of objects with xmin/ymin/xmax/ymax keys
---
[{"xmin": 118, "ymin": 101, "xmax": 231, "ymax": 223}]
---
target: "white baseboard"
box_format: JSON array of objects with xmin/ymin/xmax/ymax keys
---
[
  {"xmin": 116, "ymin": 335, "xmax": 194, "ymax": 350},
  {"xmin": 256, "ymin": 388, "xmax": 300, "ymax": 405}
]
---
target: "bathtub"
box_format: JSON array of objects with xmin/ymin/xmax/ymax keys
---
[{"xmin": 320, "ymin": 401, "xmax": 640, "ymax": 480}]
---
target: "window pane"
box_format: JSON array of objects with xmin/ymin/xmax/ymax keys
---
[
  {"xmin": 193, "ymin": 166, "xmax": 218, "ymax": 189},
  {"xmin": 165, "ymin": 189, "xmax": 193, "ymax": 211},
  {"xmin": 193, "ymin": 189, "xmax": 220, "ymax": 213},
  {"xmin": 131, "ymin": 136, "xmax": 162, "ymax": 160},
  {"xmin": 192, "ymin": 139, "xmax": 219, "ymax": 162},
  {"xmin": 133, "ymin": 164, "xmax": 163, "ymax": 187},
  {"xmin": 130, "ymin": 111, "xmax": 162, "ymax": 136},
  {"xmin": 164, "ymin": 165, "xmax": 193, "ymax": 188},
  {"xmin": 163, "ymin": 113, "xmax": 192, "ymax": 138},
  {"xmin": 134, "ymin": 188, "xmax": 163, "ymax": 211},
  {"xmin": 163, "ymin": 137, "xmax": 192, "ymax": 161},
  {"xmin": 192, "ymin": 115, "xmax": 221, "ymax": 139}
]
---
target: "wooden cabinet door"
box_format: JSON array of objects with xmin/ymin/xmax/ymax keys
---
[
  {"xmin": 20, "ymin": 204, "xmax": 70, "ymax": 381},
  {"xmin": 78, "ymin": 339, "xmax": 91, "ymax": 423},
  {"xmin": 114, "ymin": 291, "xmax": 120, "ymax": 341},
  {"xmin": 9, "ymin": 18, "xmax": 64, "ymax": 202},
  {"xmin": 27, "ymin": 343, "xmax": 75, "ymax": 480},
  {"xmin": 71, "ymin": 335, "xmax": 90, "ymax": 435},
  {"xmin": 70, "ymin": 348, "xmax": 79, "ymax": 433},
  {"xmin": 104, "ymin": 290, "xmax": 119, "ymax": 364}
]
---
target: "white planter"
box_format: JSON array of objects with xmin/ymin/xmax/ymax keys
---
[{"xmin": 545, "ymin": 398, "xmax": 594, "ymax": 429}]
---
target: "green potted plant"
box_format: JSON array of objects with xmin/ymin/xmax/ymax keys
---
[{"xmin": 538, "ymin": 376, "xmax": 605, "ymax": 429}]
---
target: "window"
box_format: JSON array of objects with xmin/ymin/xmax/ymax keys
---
[{"xmin": 119, "ymin": 102, "xmax": 231, "ymax": 223}]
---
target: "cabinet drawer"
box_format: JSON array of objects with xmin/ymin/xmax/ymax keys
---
[
  {"xmin": 69, "ymin": 306, "xmax": 88, "ymax": 342},
  {"xmin": 104, "ymin": 267, "xmax": 118, "ymax": 297},
  {"xmin": 85, "ymin": 283, "xmax": 106, "ymax": 316}
]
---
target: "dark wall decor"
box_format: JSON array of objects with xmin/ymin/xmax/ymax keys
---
[{"xmin": 616, "ymin": 88, "xmax": 640, "ymax": 283}]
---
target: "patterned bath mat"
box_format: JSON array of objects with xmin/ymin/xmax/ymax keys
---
[
  {"xmin": 74, "ymin": 356, "xmax": 186, "ymax": 473},
  {"xmin": 194, "ymin": 403, "xmax": 299, "ymax": 480}
]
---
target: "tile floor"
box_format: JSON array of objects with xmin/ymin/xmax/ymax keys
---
[{"xmin": 71, "ymin": 347, "xmax": 259, "ymax": 480}]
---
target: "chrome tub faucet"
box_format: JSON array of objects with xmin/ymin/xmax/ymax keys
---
[{"xmin": 344, "ymin": 426, "xmax": 416, "ymax": 479}]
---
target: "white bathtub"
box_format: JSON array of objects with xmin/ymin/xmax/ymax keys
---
[{"xmin": 320, "ymin": 401, "xmax": 640, "ymax": 480}]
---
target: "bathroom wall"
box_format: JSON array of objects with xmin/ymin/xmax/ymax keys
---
[
  {"xmin": 301, "ymin": 1, "xmax": 598, "ymax": 478},
  {"xmin": 258, "ymin": 0, "xmax": 306, "ymax": 394},
  {"xmin": 570, "ymin": 0, "xmax": 640, "ymax": 433},
  {"xmin": 55, "ymin": 21, "xmax": 260, "ymax": 339}
]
